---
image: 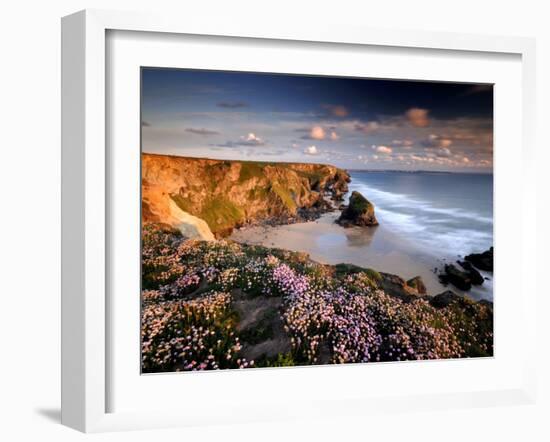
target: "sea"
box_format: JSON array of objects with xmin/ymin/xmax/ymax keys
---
[{"xmin": 348, "ymin": 171, "xmax": 493, "ymax": 260}]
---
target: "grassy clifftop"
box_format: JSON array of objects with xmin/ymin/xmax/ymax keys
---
[{"xmin": 142, "ymin": 153, "xmax": 350, "ymax": 237}]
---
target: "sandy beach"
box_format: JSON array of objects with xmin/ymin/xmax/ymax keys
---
[{"xmin": 230, "ymin": 211, "xmax": 493, "ymax": 301}]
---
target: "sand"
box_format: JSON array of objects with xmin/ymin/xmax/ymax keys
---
[{"xmin": 230, "ymin": 211, "xmax": 493, "ymax": 300}]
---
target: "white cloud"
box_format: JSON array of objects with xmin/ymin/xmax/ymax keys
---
[
  {"xmin": 309, "ymin": 126, "xmax": 326, "ymax": 140},
  {"xmin": 304, "ymin": 145, "xmax": 319, "ymax": 155},
  {"xmin": 423, "ymin": 134, "xmax": 453, "ymax": 149},
  {"xmin": 437, "ymin": 147, "xmax": 452, "ymax": 157},
  {"xmin": 243, "ymin": 133, "xmax": 262, "ymax": 143},
  {"xmin": 392, "ymin": 139, "xmax": 414, "ymax": 147},
  {"xmin": 355, "ymin": 121, "xmax": 380, "ymax": 134},
  {"xmin": 375, "ymin": 145, "xmax": 393, "ymax": 154}
]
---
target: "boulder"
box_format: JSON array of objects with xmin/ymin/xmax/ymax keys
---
[
  {"xmin": 458, "ymin": 260, "xmax": 484, "ymax": 285},
  {"xmin": 379, "ymin": 272, "xmax": 424, "ymax": 301},
  {"xmin": 430, "ymin": 290, "xmax": 462, "ymax": 308},
  {"xmin": 439, "ymin": 264, "xmax": 472, "ymax": 291},
  {"xmin": 465, "ymin": 247, "xmax": 493, "ymax": 272},
  {"xmin": 406, "ymin": 276, "xmax": 427, "ymax": 295},
  {"xmin": 336, "ymin": 191, "xmax": 378, "ymax": 227}
]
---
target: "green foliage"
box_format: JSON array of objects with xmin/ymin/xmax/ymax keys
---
[
  {"xmin": 170, "ymin": 193, "xmax": 192, "ymax": 213},
  {"xmin": 334, "ymin": 263, "xmax": 381, "ymax": 282},
  {"xmin": 238, "ymin": 162, "xmax": 266, "ymax": 182},
  {"xmin": 271, "ymin": 182, "xmax": 297, "ymax": 212},
  {"xmin": 347, "ymin": 191, "xmax": 373, "ymax": 216},
  {"xmin": 171, "ymin": 194, "xmax": 245, "ymax": 233},
  {"xmin": 255, "ymin": 352, "xmax": 297, "ymax": 367},
  {"xmin": 200, "ymin": 196, "xmax": 245, "ymax": 231}
]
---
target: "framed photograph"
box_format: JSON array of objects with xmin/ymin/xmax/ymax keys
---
[{"xmin": 61, "ymin": 9, "xmax": 537, "ymax": 432}]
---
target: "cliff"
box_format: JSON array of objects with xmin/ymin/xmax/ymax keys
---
[{"xmin": 142, "ymin": 153, "xmax": 350, "ymax": 238}]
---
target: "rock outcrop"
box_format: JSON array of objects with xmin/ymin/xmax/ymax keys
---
[
  {"xmin": 407, "ymin": 276, "xmax": 427, "ymax": 295},
  {"xmin": 465, "ymin": 247, "xmax": 493, "ymax": 272},
  {"xmin": 142, "ymin": 153, "xmax": 350, "ymax": 238},
  {"xmin": 430, "ymin": 290, "xmax": 464, "ymax": 308},
  {"xmin": 457, "ymin": 260, "xmax": 484, "ymax": 285},
  {"xmin": 439, "ymin": 264, "xmax": 472, "ymax": 291},
  {"xmin": 336, "ymin": 191, "xmax": 378, "ymax": 227}
]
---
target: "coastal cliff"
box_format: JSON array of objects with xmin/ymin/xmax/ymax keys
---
[{"xmin": 142, "ymin": 153, "xmax": 350, "ymax": 238}]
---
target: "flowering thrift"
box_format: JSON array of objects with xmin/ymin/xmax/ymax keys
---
[
  {"xmin": 141, "ymin": 224, "xmax": 493, "ymax": 372},
  {"xmin": 141, "ymin": 291, "xmax": 252, "ymax": 371}
]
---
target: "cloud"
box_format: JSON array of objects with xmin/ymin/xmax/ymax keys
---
[
  {"xmin": 216, "ymin": 132, "xmax": 266, "ymax": 147},
  {"xmin": 185, "ymin": 127, "xmax": 220, "ymax": 136},
  {"xmin": 405, "ymin": 107, "xmax": 430, "ymax": 127},
  {"xmin": 373, "ymin": 145, "xmax": 392, "ymax": 154},
  {"xmin": 304, "ymin": 145, "xmax": 319, "ymax": 155},
  {"xmin": 240, "ymin": 132, "xmax": 265, "ymax": 146},
  {"xmin": 436, "ymin": 147, "xmax": 452, "ymax": 157},
  {"xmin": 301, "ymin": 126, "xmax": 326, "ymax": 140},
  {"xmin": 330, "ymin": 131, "xmax": 339, "ymax": 141},
  {"xmin": 217, "ymin": 101, "xmax": 248, "ymax": 108},
  {"xmin": 355, "ymin": 121, "xmax": 380, "ymax": 134},
  {"xmin": 392, "ymin": 139, "xmax": 414, "ymax": 147},
  {"xmin": 322, "ymin": 104, "xmax": 349, "ymax": 117},
  {"xmin": 423, "ymin": 134, "xmax": 453, "ymax": 148}
]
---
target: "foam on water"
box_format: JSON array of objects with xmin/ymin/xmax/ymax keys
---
[{"xmin": 348, "ymin": 172, "xmax": 493, "ymax": 260}]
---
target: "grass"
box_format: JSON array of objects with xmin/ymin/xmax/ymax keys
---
[
  {"xmin": 334, "ymin": 263, "xmax": 382, "ymax": 282},
  {"xmin": 238, "ymin": 162, "xmax": 267, "ymax": 183},
  {"xmin": 200, "ymin": 196, "xmax": 245, "ymax": 231},
  {"xmin": 348, "ymin": 191, "xmax": 373, "ymax": 215},
  {"xmin": 271, "ymin": 182, "xmax": 297, "ymax": 212},
  {"xmin": 255, "ymin": 352, "xmax": 297, "ymax": 367},
  {"xmin": 171, "ymin": 194, "xmax": 245, "ymax": 233}
]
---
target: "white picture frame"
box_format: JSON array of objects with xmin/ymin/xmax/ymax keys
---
[{"xmin": 61, "ymin": 9, "xmax": 538, "ymax": 433}]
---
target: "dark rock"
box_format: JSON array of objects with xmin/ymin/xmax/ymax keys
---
[
  {"xmin": 440, "ymin": 264, "xmax": 472, "ymax": 291},
  {"xmin": 336, "ymin": 191, "xmax": 378, "ymax": 227},
  {"xmin": 458, "ymin": 260, "xmax": 484, "ymax": 285},
  {"xmin": 379, "ymin": 272, "xmax": 422, "ymax": 301},
  {"xmin": 406, "ymin": 276, "xmax": 427, "ymax": 295},
  {"xmin": 465, "ymin": 247, "xmax": 493, "ymax": 272},
  {"xmin": 430, "ymin": 290, "xmax": 462, "ymax": 308},
  {"xmin": 232, "ymin": 293, "xmax": 292, "ymax": 361}
]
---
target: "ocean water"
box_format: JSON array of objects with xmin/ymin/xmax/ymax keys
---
[{"xmin": 348, "ymin": 171, "xmax": 493, "ymax": 260}]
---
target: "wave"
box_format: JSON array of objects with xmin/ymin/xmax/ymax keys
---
[
  {"xmin": 349, "ymin": 183, "xmax": 493, "ymax": 225},
  {"xmin": 348, "ymin": 181, "xmax": 493, "ymax": 258}
]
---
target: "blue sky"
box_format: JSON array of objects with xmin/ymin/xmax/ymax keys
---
[{"xmin": 141, "ymin": 68, "xmax": 493, "ymax": 172}]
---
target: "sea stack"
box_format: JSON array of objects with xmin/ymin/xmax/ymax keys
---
[{"xmin": 337, "ymin": 191, "xmax": 378, "ymax": 227}]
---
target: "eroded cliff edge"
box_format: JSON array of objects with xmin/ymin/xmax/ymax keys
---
[{"xmin": 142, "ymin": 153, "xmax": 351, "ymax": 238}]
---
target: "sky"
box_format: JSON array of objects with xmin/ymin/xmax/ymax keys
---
[{"xmin": 141, "ymin": 68, "xmax": 493, "ymax": 172}]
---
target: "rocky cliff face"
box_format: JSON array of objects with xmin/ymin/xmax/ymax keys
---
[{"xmin": 142, "ymin": 153, "xmax": 350, "ymax": 238}]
